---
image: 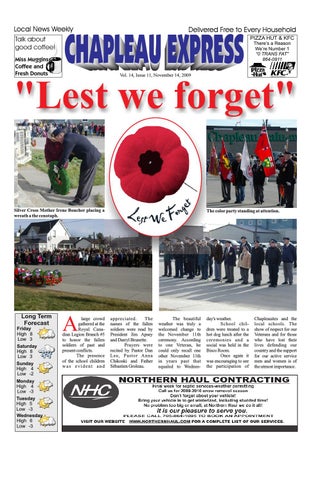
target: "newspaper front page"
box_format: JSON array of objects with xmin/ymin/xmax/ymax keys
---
[{"xmin": 4, "ymin": 1, "xmax": 309, "ymax": 479}]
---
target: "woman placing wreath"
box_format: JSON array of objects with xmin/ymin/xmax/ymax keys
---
[{"xmin": 44, "ymin": 128, "xmax": 64, "ymax": 193}]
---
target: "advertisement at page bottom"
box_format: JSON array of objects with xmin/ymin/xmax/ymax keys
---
[{"xmin": 62, "ymin": 374, "xmax": 297, "ymax": 431}]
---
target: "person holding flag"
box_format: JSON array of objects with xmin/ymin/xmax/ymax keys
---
[
  {"xmin": 219, "ymin": 139, "xmax": 234, "ymax": 203},
  {"xmin": 252, "ymin": 157, "xmax": 266, "ymax": 204},
  {"xmin": 231, "ymin": 152, "xmax": 246, "ymax": 204},
  {"xmin": 254, "ymin": 124, "xmax": 276, "ymax": 177},
  {"xmin": 241, "ymin": 138, "xmax": 254, "ymax": 202},
  {"xmin": 276, "ymin": 153, "xmax": 286, "ymax": 206},
  {"xmin": 208, "ymin": 140, "xmax": 219, "ymax": 176}
]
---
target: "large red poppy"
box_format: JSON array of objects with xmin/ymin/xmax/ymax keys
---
[{"xmin": 114, "ymin": 126, "xmax": 189, "ymax": 203}]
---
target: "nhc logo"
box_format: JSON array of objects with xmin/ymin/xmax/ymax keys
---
[{"xmin": 63, "ymin": 376, "xmax": 119, "ymax": 408}]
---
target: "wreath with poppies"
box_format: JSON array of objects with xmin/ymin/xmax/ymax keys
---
[
  {"xmin": 14, "ymin": 267, "xmax": 63, "ymax": 286},
  {"xmin": 48, "ymin": 161, "xmax": 71, "ymax": 195},
  {"xmin": 32, "ymin": 268, "xmax": 45, "ymax": 286},
  {"xmin": 114, "ymin": 126, "xmax": 189, "ymax": 203}
]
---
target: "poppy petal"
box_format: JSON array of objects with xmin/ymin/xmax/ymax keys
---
[{"xmin": 114, "ymin": 125, "xmax": 190, "ymax": 203}]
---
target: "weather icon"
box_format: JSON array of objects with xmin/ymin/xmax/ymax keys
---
[
  {"xmin": 38, "ymin": 328, "xmax": 55, "ymax": 339},
  {"xmin": 38, "ymin": 362, "xmax": 53, "ymax": 374},
  {"xmin": 38, "ymin": 344, "xmax": 55, "ymax": 359},
  {"xmin": 39, "ymin": 415, "xmax": 56, "ymax": 427},
  {"xmin": 38, "ymin": 397, "xmax": 53, "ymax": 409},
  {"xmin": 38, "ymin": 380, "xmax": 53, "ymax": 392}
]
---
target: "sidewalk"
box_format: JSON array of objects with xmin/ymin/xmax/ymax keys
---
[
  {"xmin": 206, "ymin": 174, "xmax": 297, "ymax": 209},
  {"xmin": 15, "ymin": 135, "xmax": 105, "ymax": 208},
  {"xmin": 159, "ymin": 259, "xmax": 297, "ymax": 311},
  {"xmin": 16, "ymin": 164, "xmax": 105, "ymax": 208}
]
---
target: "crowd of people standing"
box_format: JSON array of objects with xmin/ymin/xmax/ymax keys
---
[
  {"xmin": 218, "ymin": 151, "xmax": 297, "ymax": 208},
  {"xmin": 30, "ymin": 121, "xmax": 105, "ymax": 138},
  {"xmin": 161, "ymin": 236, "xmax": 296, "ymax": 288},
  {"xmin": 14, "ymin": 246, "xmax": 152, "ymax": 269}
]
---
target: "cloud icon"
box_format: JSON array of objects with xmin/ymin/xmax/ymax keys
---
[
  {"xmin": 39, "ymin": 415, "xmax": 56, "ymax": 427},
  {"xmin": 38, "ymin": 345, "xmax": 55, "ymax": 358},
  {"xmin": 38, "ymin": 328, "xmax": 55, "ymax": 339},
  {"xmin": 38, "ymin": 397, "xmax": 53, "ymax": 409},
  {"xmin": 38, "ymin": 362, "xmax": 53, "ymax": 374},
  {"xmin": 38, "ymin": 380, "xmax": 53, "ymax": 392}
]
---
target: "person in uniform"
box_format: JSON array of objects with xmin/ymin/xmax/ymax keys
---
[
  {"xmin": 265, "ymin": 239, "xmax": 282, "ymax": 287},
  {"xmin": 172, "ymin": 239, "xmax": 184, "ymax": 278},
  {"xmin": 252, "ymin": 159, "xmax": 266, "ymax": 204},
  {"xmin": 250, "ymin": 240, "xmax": 265, "ymax": 286},
  {"xmin": 212, "ymin": 239, "xmax": 223, "ymax": 282},
  {"xmin": 223, "ymin": 240, "xmax": 236, "ymax": 283},
  {"xmin": 231, "ymin": 153, "xmax": 246, "ymax": 204},
  {"xmin": 197, "ymin": 239, "xmax": 211, "ymax": 280},
  {"xmin": 184, "ymin": 237, "xmax": 198, "ymax": 279},
  {"xmin": 276, "ymin": 151, "xmax": 296, "ymax": 208},
  {"xmin": 281, "ymin": 236, "xmax": 297, "ymax": 285},
  {"xmin": 162, "ymin": 238, "xmax": 173, "ymax": 277}
]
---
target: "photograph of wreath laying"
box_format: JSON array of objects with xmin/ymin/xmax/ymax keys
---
[{"xmin": 14, "ymin": 119, "xmax": 105, "ymax": 209}]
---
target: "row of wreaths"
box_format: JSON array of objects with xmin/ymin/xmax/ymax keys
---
[{"xmin": 14, "ymin": 267, "xmax": 63, "ymax": 286}]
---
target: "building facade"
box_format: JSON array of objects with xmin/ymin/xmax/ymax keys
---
[
  {"xmin": 207, "ymin": 124, "xmax": 297, "ymax": 159},
  {"xmin": 207, "ymin": 220, "xmax": 297, "ymax": 244}
]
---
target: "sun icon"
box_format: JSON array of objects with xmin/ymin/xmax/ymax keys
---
[
  {"xmin": 38, "ymin": 380, "xmax": 53, "ymax": 392},
  {"xmin": 38, "ymin": 362, "xmax": 53, "ymax": 374},
  {"xmin": 39, "ymin": 415, "xmax": 56, "ymax": 427}
]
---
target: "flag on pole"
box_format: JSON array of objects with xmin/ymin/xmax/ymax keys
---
[
  {"xmin": 254, "ymin": 125, "xmax": 276, "ymax": 177},
  {"xmin": 208, "ymin": 141, "xmax": 219, "ymax": 175},
  {"xmin": 241, "ymin": 138, "xmax": 254, "ymax": 197},
  {"xmin": 241, "ymin": 138, "xmax": 253, "ymax": 182},
  {"xmin": 219, "ymin": 139, "xmax": 234, "ymax": 182}
]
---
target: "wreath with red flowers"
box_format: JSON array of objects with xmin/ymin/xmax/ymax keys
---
[
  {"xmin": 14, "ymin": 267, "xmax": 63, "ymax": 286},
  {"xmin": 44, "ymin": 270, "xmax": 54, "ymax": 286},
  {"xmin": 114, "ymin": 126, "xmax": 189, "ymax": 203},
  {"xmin": 32, "ymin": 268, "xmax": 45, "ymax": 286},
  {"xmin": 52, "ymin": 269, "xmax": 63, "ymax": 285},
  {"xmin": 14, "ymin": 267, "xmax": 26, "ymax": 283},
  {"xmin": 48, "ymin": 161, "xmax": 71, "ymax": 195}
]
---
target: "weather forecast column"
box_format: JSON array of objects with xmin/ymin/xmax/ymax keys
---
[{"xmin": 15, "ymin": 313, "xmax": 58, "ymax": 431}]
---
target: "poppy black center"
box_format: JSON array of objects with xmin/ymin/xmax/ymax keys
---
[{"xmin": 138, "ymin": 150, "xmax": 163, "ymax": 176}]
